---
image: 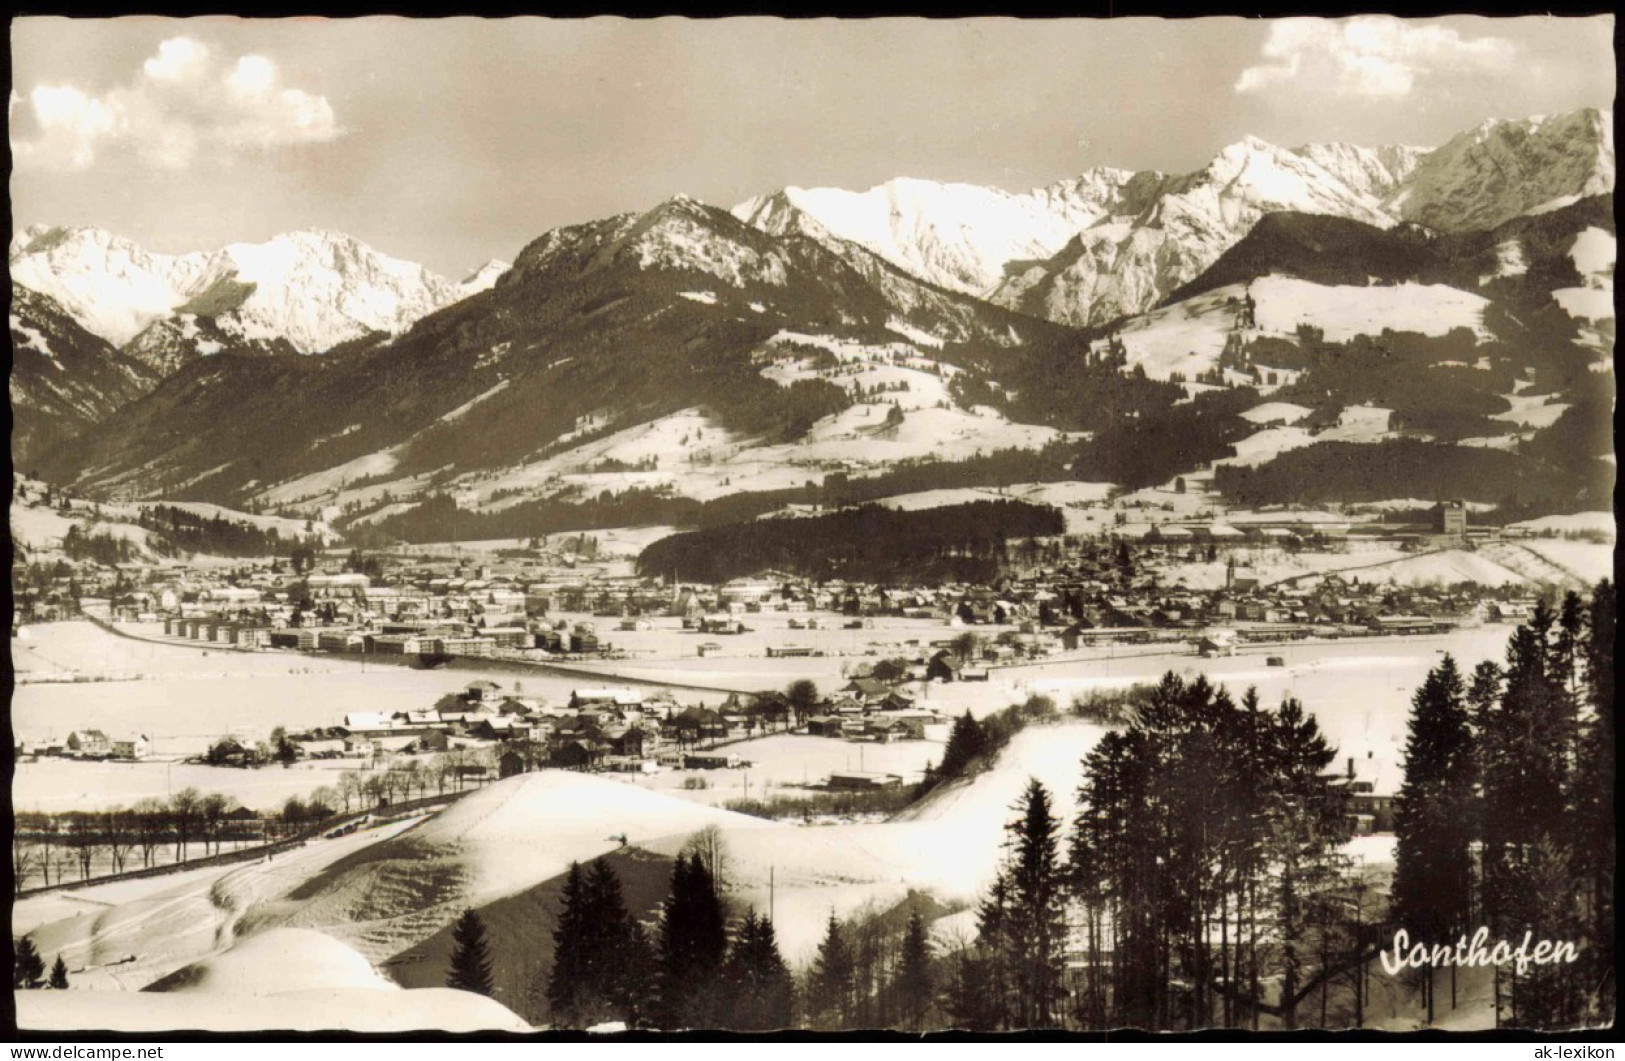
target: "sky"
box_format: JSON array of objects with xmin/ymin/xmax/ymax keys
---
[{"xmin": 9, "ymin": 15, "xmax": 1616, "ymax": 278}]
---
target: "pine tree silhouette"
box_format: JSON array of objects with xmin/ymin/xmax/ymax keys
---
[
  {"xmin": 806, "ymin": 912, "xmax": 855, "ymax": 1030},
  {"xmin": 49, "ymin": 955, "xmax": 69, "ymax": 990},
  {"xmin": 721, "ymin": 909, "xmax": 795, "ymax": 1030},
  {"xmin": 1392, "ymin": 655, "xmax": 1475, "ymax": 1024},
  {"xmin": 656, "ymin": 852, "xmax": 727, "ymax": 1029},
  {"xmin": 13, "ymin": 938, "xmax": 45, "ymax": 989},
  {"xmin": 895, "ymin": 908, "xmax": 934, "ymax": 1031},
  {"xmin": 549, "ymin": 857, "xmax": 656, "ymax": 1028},
  {"xmin": 548, "ymin": 862, "xmax": 593, "ymax": 1023},
  {"xmin": 446, "ymin": 909, "xmax": 495, "ymax": 997}
]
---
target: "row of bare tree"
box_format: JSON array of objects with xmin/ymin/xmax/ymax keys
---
[
  {"xmin": 14, "ymin": 788, "xmax": 248, "ymax": 892},
  {"xmin": 12, "ymin": 748, "xmax": 505, "ymax": 893}
]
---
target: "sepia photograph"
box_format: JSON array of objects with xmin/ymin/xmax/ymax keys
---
[{"xmin": 7, "ymin": 12, "xmax": 1617, "ymax": 1038}]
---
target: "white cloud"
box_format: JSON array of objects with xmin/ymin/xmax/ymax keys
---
[
  {"xmin": 1236, "ymin": 17, "xmax": 1518, "ymax": 100},
  {"xmin": 142, "ymin": 36, "xmax": 211, "ymax": 83},
  {"xmin": 12, "ymin": 36, "xmax": 341, "ymax": 171}
]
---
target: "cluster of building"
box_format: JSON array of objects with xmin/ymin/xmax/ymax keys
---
[
  {"xmin": 1124, "ymin": 501, "xmax": 1485, "ymax": 551},
  {"xmin": 53, "ymin": 543, "xmax": 1544, "ymax": 681},
  {"xmin": 17, "ymin": 730, "xmax": 152, "ymax": 761},
  {"xmin": 275, "ymin": 676, "xmax": 948, "ymax": 778},
  {"xmin": 19, "ymin": 495, "xmax": 1554, "ymax": 681}
]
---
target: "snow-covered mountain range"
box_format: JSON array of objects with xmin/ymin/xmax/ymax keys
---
[
  {"xmin": 8, "ymin": 225, "xmax": 509, "ymax": 370},
  {"xmin": 735, "ymin": 107, "xmax": 1613, "ymax": 326},
  {"xmin": 11, "ymin": 107, "xmax": 1613, "ymax": 521}
]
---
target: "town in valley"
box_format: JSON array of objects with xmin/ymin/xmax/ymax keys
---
[{"xmin": 9, "ymin": 13, "xmax": 1616, "ymax": 1038}]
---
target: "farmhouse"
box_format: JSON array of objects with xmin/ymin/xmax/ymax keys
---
[
  {"xmin": 66, "ymin": 730, "xmax": 111, "ymax": 758},
  {"xmin": 828, "ymin": 771, "xmax": 903, "ymax": 790},
  {"xmin": 109, "ymin": 734, "xmax": 152, "ymax": 760}
]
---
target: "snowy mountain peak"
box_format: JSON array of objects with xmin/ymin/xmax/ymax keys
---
[
  {"xmin": 740, "ymin": 108, "xmax": 1613, "ymax": 328},
  {"xmin": 623, "ymin": 196, "xmax": 793, "ymax": 288},
  {"xmin": 734, "ymin": 173, "xmax": 1125, "ymax": 296},
  {"xmin": 1386, "ymin": 108, "xmax": 1614, "ymax": 232},
  {"xmin": 8, "ymin": 227, "xmax": 466, "ymax": 358},
  {"xmin": 457, "ymin": 259, "xmax": 511, "ymax": 296}
]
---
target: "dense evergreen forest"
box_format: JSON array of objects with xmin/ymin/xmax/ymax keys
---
[
  {"xmin": 635, "ymin": 501, "xmax": 1064, "ymax": 584},
  {"xmin": 138, "ymin": 505, "xmax": 313, "ymax": 558},
  {"xmin": 1392, "ymin": 582, "xmax": 1615, "ymax": 1029},
  {"xmin": 351, "ymin": 451, "xmax": 1079, "ymax": 546},
  {"xmin": 1213, "ymin": 439, "xmax": 1614, "ymax": 509}
]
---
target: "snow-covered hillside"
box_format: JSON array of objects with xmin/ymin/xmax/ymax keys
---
[
  {"xmin": 10, "ymin": 476, "xmax": 334, "ymax": 558},
  {"xmin": 9, "ymin": 225, "xmax": 472, "ymax": 360},
  {"xmin": 1110, "ymin": 277, "xmax": 1489, "ymax": 383},
  {"xmin": 265, "ymin": 323, "xmax": 1073, "ymax": 518},
  {"xmin": 233, "ymin": 771, "xmax": 769, "ymax": 961}
]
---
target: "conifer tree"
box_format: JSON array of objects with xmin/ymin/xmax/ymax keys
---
[
  {"xmin": 973, "ymin": 872, "xmax": 1014, "ymax": 1028},
  {"xmin": 985, "ymin": 779, "xmax": 1067, "ymax": 1027},
  {"xmin": 591, "ymin": 859, "xmax": 659, "ymax": 1027},
  {"xmin": 550, "ymin": 858, "xmax": 654, "ymax": 1026},
  {"xmin": 944, "ymin": 952, "xmax": 1002, "ymax": 1030},
  {"xmin": 547, "ymin": 862, "xmax": 593, "ymax": 1022},
  {"xmin": 1467, "ymin": 591, "xmax": 1619, "ymax": 1028},
  {"xmin": 1392, "ymin": 656, "xmax": 1475, "ymax": 1023},
  {"xmin": 48, "ymin": 955, "xmax": 68, "ymax": 990},
  {"xmin": 721, "ymin": 910, "xmax": 795, "ymax": 1030},
  {"xmin": 895, "ymin": 908, "xmax": 934, "ymax": 1031},
  {"xmin": 1070, "ymin": 675, "xmax": 1343, "ymax": 1030},
  {"xmin": 14, "ymin": 937, "xmax": 45, "ymax": 989},
  {"xmin": 937, "ymin": 711, "xmax": 987, "ymax": 778},
  {"xmin": 1480, "ymin": 604, "xmax": 1569, "ymax": 933},
  {"xmin": 446, "ymin": 908, "xmax": 495, "ymax": 997},
  {"xmin": 1574, "ymin": 581, "xmax": 1615, "ymax": 1019},
  {"xmin": 806, "ymin": 912, "xmax": 856, "ymax": 1030},
  {"xmin": 656, "ymin": 852, "xmax": 728, "ymax": 1028}
]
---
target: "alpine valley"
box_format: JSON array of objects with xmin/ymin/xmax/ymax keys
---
[{"xmin": 13, "ymin": 108, "xmax": 1616, "ymax": 545}]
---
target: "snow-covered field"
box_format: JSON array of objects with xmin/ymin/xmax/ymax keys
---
[
  {"xmin": 1553, "ymin": 286, "xmax": 1615, "ymax": 322},
  {"xmin": 18, "ymin": 985, "xmax": 531, "ymax": 1033},
  {"xmin": 19, "ymin": 816, "xmax": 424, "ymax": 991},
  {"xmin": 1507, "ymin": 510, "xmax": 1615, "ymax": 538},
  {"xmin": 16, "ymin": 838, "xmax": 533, "ymax": 1030},
  {"xmin": 867, "ymin": 480, "xmax": 1115, "ymax": 526},
  {"xmin": 1249, "ymin": 276, "xmax": 1489, "ymax": 342},
  {"xmin": 232, "ymin": 772, "xmax": 770, "ymax": 963},
  {"xmin": 1318, "ymin": 404, "xmax": 1394, "ymax": 443},
  {"xmin": 1491, "ymin": 391, "xmax": 1570, "ymax": 429},
  {"xmin": 1111, "ymin": 278, "xmax": 1491, "ymax": 382},
  {"xmin": 1113, "ymin": 286, "xmax": 1245, "ymax": 380},
  {"xmin": 1518, "ymin": 539, "xmax": 1616, "ymax": 583},
  {"xmin": 11, "ymin": 504, "xmax": 160, "ymax": 556},
  {"xmin": 11, "ymin": 622, "xmax": 596, "ymax": 744},
  {"xmin": 621, "ymin": 732, "xmax": 944, "ymax": 808},
  {"xmin": 1220, "ymin": 425, "xmax": 1318, "ymax": 467},
  {"xmin": 1352, "ymin": 550, "xmax": 1528, "ymax": 587},
  {"xmin": 1018, "ymin": 623, "xmax": 1519, "ymax": 798},
  {"xmin": 1158, "ymin": 547, "xmax": 1410, "ymax": 590},
  {"xmin": 1570, "ymin": 226, "xmax": 1616, "ymax": 283},
  {"xmin": 13, "ymin": 758, "xmax": 361, "ymax": 815},
  {"xmin": 124, "ymin": 501, "xmax": 335, "ymax": 542},
  {"xmin": 1240, "ymin": 401, "xmax": 1313, "ymax": 425}
]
